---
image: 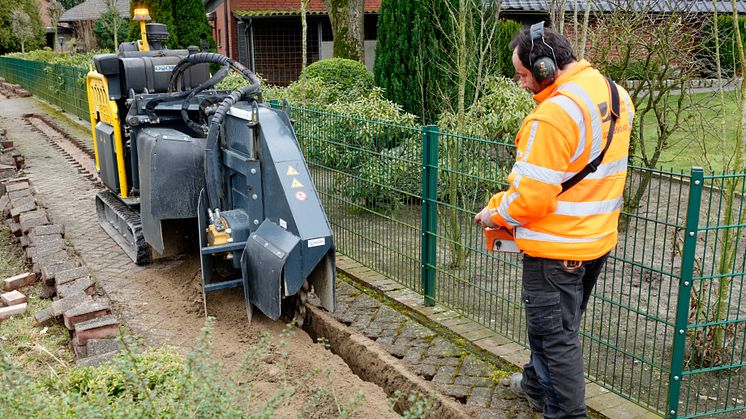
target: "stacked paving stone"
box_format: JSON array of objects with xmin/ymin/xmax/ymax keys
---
[
  {"xmin": 0, "ymin": 128, "xmax": 25, "ymax": 176},
  {"xmin": 0, "ymin": 77, "xmax": 31, "ymax": 97},
  {"xmin": 0, "ymin": 157, "xmax": 121, "ymax": 366},
  {"xmin": 1, "ymin": 286, "xmax": 29, "ymax": 321}
]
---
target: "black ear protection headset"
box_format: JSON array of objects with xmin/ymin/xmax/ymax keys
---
[{"xmin": 529, "ymin": 21, "xmax": 558, "ymax": 89}]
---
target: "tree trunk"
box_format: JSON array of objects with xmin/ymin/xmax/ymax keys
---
[
  {"xmin": 324, "ymin": 0, "xmax": 365, "ymax": 62},
  {"xmin": 114, "ymin": 22, "xmax": 119, "ymax": 50}
]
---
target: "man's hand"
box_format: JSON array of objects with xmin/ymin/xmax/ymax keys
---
[{"xmin": 474, "ymin": 206, "xmax": 498, "ymax": 228}]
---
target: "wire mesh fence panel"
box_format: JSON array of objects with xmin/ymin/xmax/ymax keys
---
[
  {"xmin": 679, "ymin": 172, "xmax": 746, "ymax": 418},
  {"xmin": 584, "ymin": 168, "xmax": 692, "ymax": 413},
  {"xmin": 0, "ymin": 58, "xmax": 90, "ymax": 122},
  {"xmin": 430, "ymin": 130, "xmax": 526, "ymax": 340},
  {"xmin": 279, "ymin": 103, "xmax": 746, "ymax": 417},
  {"xmin": 286, "ymin": 104, "xmax": 425, "ymax": 293}
]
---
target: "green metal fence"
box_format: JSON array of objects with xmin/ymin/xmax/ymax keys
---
[
  {"xmin": 281, "ymin": 103, "xmax": 745, "ymax": 418},
  {"xmin": 0, "ymin": 57, "xmax": 90, "ymax": 122},
  {"xmin": 1, "ymin": 60, "xmax": 743, "ymax": 418}
]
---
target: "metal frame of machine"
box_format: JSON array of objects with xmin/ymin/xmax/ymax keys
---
[{"xmin": 85, "ymin": 9, "xmax": 335, "ymax": 324}]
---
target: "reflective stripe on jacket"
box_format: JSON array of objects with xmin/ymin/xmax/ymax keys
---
[{"xmin": 487, "ymin": 60, "xmax": 635, "ymax": 260}]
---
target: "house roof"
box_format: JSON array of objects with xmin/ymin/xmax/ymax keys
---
[
  {"xmin": 60, "ymin": 0, "xmax": 130, "ymax": 22},
  {"xmin": 500, "ymin": 0, "xmax": 746, "ymax": 14}
]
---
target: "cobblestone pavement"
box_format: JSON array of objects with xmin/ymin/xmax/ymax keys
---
[
  {"xmin": 0, "ymin": 96, "xmax": 540, "ymax": 417},
  {"xmin": 330, "ymin": 280, "xmax": 539, "ymax": 418}
]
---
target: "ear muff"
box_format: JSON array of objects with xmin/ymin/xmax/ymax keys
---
[
  {"xmin": 529, "ymin": 22, "xmax": 557, "ymax": 89},
  {"xmin": 532, "ymin": 56, "xmax": 557, "ymax": 87}
]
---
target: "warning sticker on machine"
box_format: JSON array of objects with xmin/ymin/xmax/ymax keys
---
[
  {"xmin": 286, "ymin": 166, "xmax": 299, "ymax": 176},
  {"xmin": 291, "ymin": 179, "xmax": 304, "ymax": 188},
  {"xmin": 154, "ymin": 65, "xmax": 176, "ymax": 72},
  {"xmin": 308, "ymin": 237, "xmax": 326, "ymax": 248},
  {"xmin": 295, "ymin": 191, "xmax": 307, "ymax": 201}
]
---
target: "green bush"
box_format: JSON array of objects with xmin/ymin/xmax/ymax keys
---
[
  {"xmin": 302, "ymin": 58, "xmax": 374, "ymax": 100},
  {"xmin": 264, "ymin": 58, "xmax": 375, "ymax": 106},
  {"xmin": 438, "ymin": 75, "xmax": 533, "ymax": 142},
  {"xmin": 5, "ymin": 49, "xmax": 110, "ymax": 68},
  {"xmin": 219, "ymin": 59, "xmax": 374, "ymax": 107},
  {"xmin": 337, "ymin": 132, "xmax": 421, "ymax": 212},
  {"xmin": 0, "ymin": 344, "xmax": 247, "ymax": 417},
  {"xmin": 303, "ymin": 88, "xmax": 417, "ymax": 171}
]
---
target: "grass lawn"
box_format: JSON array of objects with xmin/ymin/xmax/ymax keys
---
[{"xmin": 637, "ymin": 89, "xmax": 744, "ymax": 174}]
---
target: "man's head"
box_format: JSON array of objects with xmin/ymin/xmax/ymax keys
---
[{"xmin": 509, "ymin": 23, "xmax": 577, "ymax": 94}]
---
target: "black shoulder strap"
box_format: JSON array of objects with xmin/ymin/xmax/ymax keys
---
[{"xmin": 560, "ymin": 76, "xmax": 621, "ymax": 194}]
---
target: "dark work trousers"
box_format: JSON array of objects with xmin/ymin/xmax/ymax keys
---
[{"xmin": 520, "ymin": 253, "xmax": 609, "ymax": 419}]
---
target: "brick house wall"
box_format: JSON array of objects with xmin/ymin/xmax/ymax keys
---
[{"xmin": 208, "ymin": 0, "xmax": 380, "ymax": 86}]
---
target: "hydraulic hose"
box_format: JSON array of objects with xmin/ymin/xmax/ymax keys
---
[
  {"xmin": 204, "ymin": 85, "xmax": 258, "ymax": 210},
  {"xmin": 159, "ymin": 52, "xmax": 262, "ymax": 209}
]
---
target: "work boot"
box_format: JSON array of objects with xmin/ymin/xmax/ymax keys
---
[{"xmin": 510, "ymin": 372, "xmax": 544, "ymax": 412}]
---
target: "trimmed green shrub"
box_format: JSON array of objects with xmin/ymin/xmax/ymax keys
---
[
  {"xmin": 304, "ymin": 88, "xmax": 417, "ymax": 170},
  {"xmin": 438, "ymin": 75, "xmax": 533, "ymax": 142},
  {"xmin": 301, "ymin": 58, "xmax": 374, "ymax": 103},
  {"xmin": 5, "ymin": 49, "xmax": 110, "ymax": 68}
]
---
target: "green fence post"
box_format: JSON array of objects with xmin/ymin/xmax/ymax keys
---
[
  {"xmin": 421, "ymin": 125, "xmax": 438, "ymax": 306},
  {"xmin": 667, "ymin": 166, "xmax": 703, "ymax": 418}
]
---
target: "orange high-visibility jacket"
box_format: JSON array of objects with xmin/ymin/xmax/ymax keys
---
[{"xmin": 487, "ymin": 60, "xmax": 635, "ymax": 260}]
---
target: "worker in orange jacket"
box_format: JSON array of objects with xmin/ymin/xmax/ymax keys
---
[{"xmin": 474, "ymin": 22, "xmax": 634, "ymax": 418}]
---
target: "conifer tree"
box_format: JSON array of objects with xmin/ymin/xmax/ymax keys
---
[
  {"xmin": 374, "ymin": 0, "xmax": 451, "ymax": 123},
  {"xmin": 172, "ymin": 0, "xmax": 215, "ymax": 49}
]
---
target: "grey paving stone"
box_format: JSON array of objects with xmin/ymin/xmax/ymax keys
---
[
  {"xmin": 427, "ymin": 336, "xmax": 462, "ymax": 357},
  {"xmin": 412, "ymin": 363, "xmax": 438, "ymax": 379},
  {"xmin": 436, "ymin": 383, "xmax": 469, "ymax": 399},
  {"xmin": 86, "ymin": 338, "xmax": 122, "ymax": 356},
  {"xmin": 467, "ymin": 386, "xmax": 494, "ymax": 408},
  {"xmin": 361, "ymin": 324, "xmax": 383, "ymax": 339},
  {"xmin": 373, "ymin": 305, "xmax": 403, "ymax": 323},
  {"xmin": 459, "ymin": 355, "xmax": 494, "ymax": 377},
  {"xmin": 421, "ymin": 355, "xmax": 462, "ymax": 367},
  {"xmin": 76, "ymin": 350, "xmax": 118, "ymax": 367},
  {"xmin": 398, "ymin": 321, "xmax": 436, "ymax": 340},
  {"xmin": 402, "ymin": 346, "xmax": 426, "ymax": 363},
  {"xmin": 454, "ymin": 375, "xmax": 494, "ymax": 388},
  {"xmin": 348, "ymin": 296, "xmax": 380, "ymax": 311},
  {"xmin": 474, "ymin": 407, "xmax": 508, "ymax": 419},
  {"xmin": 433, "ymin": 365, "xmax": 457, "ymax": 384},
  {"xmin": 349, "ymin": 314, "xmax": 373, "ymax": 331},
  {"xmin": 332, "ymin": 307, "xmax": 356, "ymax": 324}
]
